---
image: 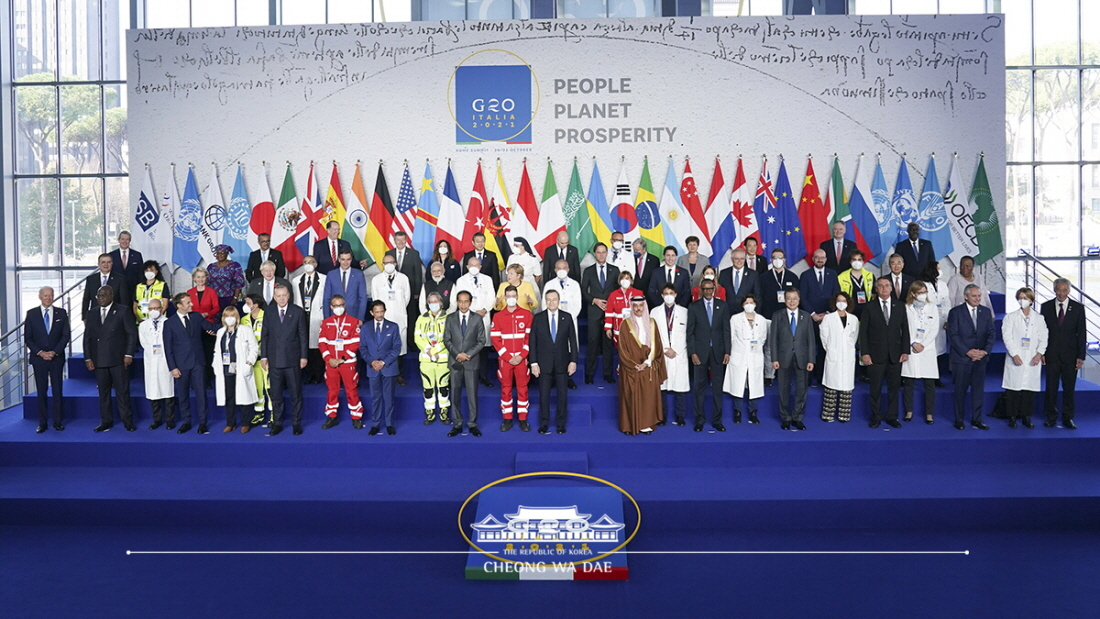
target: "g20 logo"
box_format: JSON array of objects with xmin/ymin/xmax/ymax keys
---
[
  {"xmin": 472, "ymin": 98, "xmax": 516, "ymax": 113},
  {"xmin": 450, "ymin": 49, "xmax": 539, "ymax": 145}
]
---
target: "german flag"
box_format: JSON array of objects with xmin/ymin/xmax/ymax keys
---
[{"xmin": 365, "ymin": 163, "xmax": 395, "ymax": 265}]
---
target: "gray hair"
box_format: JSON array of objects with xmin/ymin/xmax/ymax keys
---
[
  {"xmin": 426, "ymin": 291, "xmax": 443, "ymax": 303},
  {"xmin": 1053, "ymin": 277, "xmax": 1071, "ymax": 290},
  {"xmin": 963, "ymin": 283, "xmax": 981, "ymax": 295}
]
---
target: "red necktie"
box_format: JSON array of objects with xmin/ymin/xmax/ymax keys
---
[
  {"xmin": 1058, "ymin": 302, "xmax": 1065, "ymax": 325},
  {"xmin": 330, "ymin": 241, "xmax": 337, "ymax": 267}
]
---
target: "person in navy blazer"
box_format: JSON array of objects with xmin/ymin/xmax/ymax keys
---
[
  {"xmin": 323, "ymin": 250, "xmax": 369, "ymax": 321},
  {"xmin": 719, "ymin": 248, "xmax": 761, "ymax": 315},
  {"xmin": 361, "ymin": 300, "xmax": 401, "ymax": 435},
  {"xmin": 947, "ymin": 284, "xmax": 995, "ymax": 430},
  {"xmin": 163, "ymin": 293, "xmax": 218, "ymax": 434},
  {"xmin": 646, "ymin": 246, "xmax": 691, "ymax": 308},
  {"xmin": 770, "ymin": 289, "xmax": 817, "ymax": 430},
  {"xmin": 82, "ymin": 253, "xmax": 130, "ymax": 316},
  {"xmin": 529, "ymin": 290, "xmax": 579, "ymax": 433},
  {"xmin": 820, "ymin": 221, "xmax": 859, "ymax": 274},
  {"xmin": 245, "ymin": 233, "xmax": 287, "ymax": 281},
  {"xmin": 541, "ymin": 231, "xmax": 582, "ymax": 286},
  {"xmin": 799, "ymin": 249, "xmax": 841, "ymax": 381},
  {"xmin": 312, "ymin": 221, "xmax": 353, "ymax": 275},
  {"xmin": 894, "ymin": 222, "xmax": 936, "ymax": 278},
  {"xmin": 1041, "ymin": 278, "xmax": 1087, "ymax": 428},
  {"xmin": 686, "ymin": 280, "xmax": 731, "ymax": 431},
  {"xmin": 260, "ymin": 285, "xmax": 309, "ymax": 436},
  {"xmin": 83, "ymin": 286, "xmax": 137, "ymax": 432},
  {"xmin": 108, "ymin": 231, "xmax": 145, "ymax": 292},
  {"xmin": 24, "ymin": 286, "xmax": 70, "ymax": 432}
]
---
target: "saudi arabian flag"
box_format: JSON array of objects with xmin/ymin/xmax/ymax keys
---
[
  {"xmin": 969, "ymin": 156, "xmax": 1003, "ymax": 265},
  {"xmin": 563, "ymin": 159, "xmax": 595, "ymax": 256}
]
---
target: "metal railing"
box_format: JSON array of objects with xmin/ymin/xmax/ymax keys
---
[
  {"xmin": 1011, "ymin": 250, "xmax": 1100, "ymax": 364},
  {"xmin": 0, "ymin": 273, "xmax": 93, "ymax": 411}
]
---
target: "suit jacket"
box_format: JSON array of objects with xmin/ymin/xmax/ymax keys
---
[
  {"xmin": 245, "ymin": 248, "xmax": 287, "ymax": 281},
  {"xmin": 757, "ymin": 269, "xmax": 800, "ymax": 319},
  {"xmin": 82, "ymin": 303, "xmax": 137, "ymax": 368},
  {"xmin": 646, "ymin": 265, "xmax": 692, "ymax": 308},
  {"xmin": 947, "ymin": 303, "xmax": 995, "ymax": 366},
  {"xmin": 312, "ymin": 238, "xmax": 352, "ymax": 274},
  {"xmin": 820, "ymin": 238, "xmax": 858, "ymax": 274},
  {"xmin": 443, "ymin": 311, "xmax": 487, "ymax": 371},
  {"xmin": 798, "ymin": 267, "xmax": 841, "ymax": 315},
  {"xmin": 859, "ymin": 296, "xmax": 911, "ymax": 364},
  {"xmin": 163, "ymin": 311, "xmax": 217, "ymax": 372},
  {"xmin": 686, "ymin": 297, "xmax": 731, "ymax": 360},
  {"xmin": 886, "ymin": 272, "xmax": 915, "ymax": 303},
  {"xmin": 24, "ymin": 306, "xmax": 70, "ymax": 360},
  {"xmin": 580, "ymin": 262, "xmax": 620, "ymax": 324},
  {"xmin": 360, "ymin": 319, "xmax": 401, "ymax": 377},
  {"xmin": 894, "ymin": 238, "xmax": 936, "ymax": 278},
  {"xmin": 744, "ymin": 253, "xmax": 768, "ymax": 274},
  {"xmin": 541, "ymin": 245, "xmax": 582, "ymax": 285},
  {"xmin": 528, "ymin": 310, "xmax": 579, "ymax": 374},
  {"xmin": 769, "ymin": 307, "xmax": 816, "ymax": 368},
  {"xmin": 246, "ymin": 277, "xmax": 294, "ymax": 305},
  {"xmin": 259, "ymin": 303, "xmax": 309, "ymax": 368},
  {"xmin": 386, "ymin": 247, "xmax": 424, "ymax": 303},
  {"xmin": 322, "ymin": 268, "xmax": 369, "ymax": 321},
  {"xmin": 718, "ymin": 266, "xmax": 760, "ymax": 314},
  {"xmin": 1040, "ymin": 298, "xmax": 1087, "ymax": 364},
  {"xmin": 82, "ymin": 271, "xmax": 129, "ymax": 316},
  {"xmin": 631, "ymin": 253, "xmax": 661, "ymax": 300},
  {"xmin": 108, "ymin": 248, "xmax": 144, "ymax": 291},
  {"xmin": 461, "ymin": 249, "xmax": 501, "ymax": 288}
]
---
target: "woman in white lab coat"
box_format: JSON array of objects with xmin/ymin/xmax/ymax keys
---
[
  {"xmin": 212, "ymin": 306, "xmax": 259, "ymax": 432},
  {"xmin": 723, "ymin": 293, "xmax": 770, "ymax": 424},
  {"xmin": 902, "ymin": 281, "xmax": 940, "ymax": 424},
  {"xmin": 654, "ymin": 284, "xmax": 690, "ymax": 425},
  {"xmin": 1001, "ymin": 287, "xmax": 1048, "ymax": 428},
  {"xmin": 819, "ymin": 291, "xmax": 859, "ymax": 423},
  {"xmin": 919, "ymin": 260, "xmax": 950, "ymax": 383}
]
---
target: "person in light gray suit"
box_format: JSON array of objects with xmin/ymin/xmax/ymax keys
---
[
  {"xmin": 769, "ymin": 288, "xmax": 816, "ymax": 430},
  {"xmin": 444, "ymin": 290, "xmax": 488, "ymax": 437}
]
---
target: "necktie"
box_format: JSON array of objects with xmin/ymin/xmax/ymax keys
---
[
  {"xmin": 912, "ymin": 240, "xmax": 918, "ymax": 257},
  {"xmin": 972, "ymin": 307, "xmax": 978, "ymax": 330},
  {"xmin": 551, "ymin": 313, "xmax": 557, "ymax": 342},
  {"xmin": 599, "ymin": 265, "xmax": 605, "ymax": 288},
  {"xmin": 790, "ymin": 311, "xmax": 797, "ymax": 335},
  {"xmin": 1058, "ymin": 302, "xmax": 1065, "ymax": 325},
  {"xmin": 637, "ymin": 256, "xmax": 644, "ymax": 278},
  {"xmin": 883, "ymin": 300, "xmax": 890, "ymax": 323},
  {"xmin": 667, "ymin": 268, "xmax": 673, "ymax": 284},
  {"xmin": 895, "ymin": 276, "xmax": 901, "ymax": 298},
  {"xmin": 474, "ymin": 276, "xmax": 478, "ymax": 288},
  {"xmin": 398, "ymin": 250, "xmax": 404, "ymax": 269},
  {"xmin": 818, "ymin": 270, "xmax": 823, "ymax": 287},
  {"xmin": 342, "ymin": 270, "xmax": 348, "ymax": 293},
  {"xmin": 560, "ymin": 248, "xmax": 566, "ymax": 262},
  {"xmin": 836, "ymin": 241, "xmax": 841, "ymax": 263},
  {"xmin": 706, "ymin": 300, "xmax": 713, "ymax": 324},
  {"xmin": 388, "ymin": 275, "xmax": 394, "ymax": 286},
  {"xmin": 153, "ymin": 319, "xmax": 159, "ymax": 333},
  {"xmin": 461, "ymin": 314, "xmax": 468, "ymax": 336},
  {"xmin": 734, "ymin": 269, "xmax": 741, "ymax": 295},
  {"xmin": 44, "ymin": 308, "xmax": 50, "ymax": 333},
  {"xmin": 331, "ymin": 240, "xmax": 337, "ymax": 267},
  {"xmin": 666, "ymin": 306, "xmax": 674, "ymax": 332},
  {"xmin": 280, "ymin": 307, "xmax": 285, "ymax": 323},
  {"xmin": 183, "ymin": 314, "xmax": 190, "ymax": 334},
  {"xmin": 265, "ymin": 281, "xmax": 272, "ymax": 303},
  {"xmin": 376, "ymin": 321, "xmax": 381, "ymax": 338},
  {"xmin": 262, "ymin": 251, "xmax": 267, "ymax": 263},
  {"xmin": 101, "ymin": 307, "xmax": 108, "ymax": 323},
  {"xmin": 122, "ymin": 250, "xmax": 127, "ymax": 266},
  {"xmin": 477, "ymin": 252, "xmax": 483, "ymax": 266},
  {"xmin": 101, "ymin": 273, "xmax": 107, "ymax": 287}
]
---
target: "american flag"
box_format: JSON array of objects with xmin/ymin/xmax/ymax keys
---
[{"xmin": 393, "ymin": 163, "xmax": 418, "ymax": 247}]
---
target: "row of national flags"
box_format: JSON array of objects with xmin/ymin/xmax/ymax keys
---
[{"xmin": 132, "ymin": 154, "xmax": 1002, "ymax": 275}]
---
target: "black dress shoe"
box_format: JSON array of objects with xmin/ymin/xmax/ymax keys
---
[
  {"xmin": 197, "ymin": 424, "xmax": 209, "ymax": 434},
  {"xmin": 293, "ymin": 425, "xmax": 303, "ymax": 435},
  {"xmin": 1022, "ymin": 417, "xmax": 1034, "ymax": 429},
  {"xmin": 764, "ymin": 378, "xmax": 773, "ymax": 387},
  {"xmin": 971, "ymin": 421, "xmax": 989, "ymax": 430},
  {"xmin": 657, "ymin": 419, "xmax": 667, "ymax": 426},
  {"xmin": 604, "ymin": 375, "xmax": 616, "ymax": 384},
  {"xmin": 538, "ymin": 425, "xmax": 550, "ymax": 434},
  {"xmin": 368, "ymin": 426, "xmax": 380, "ymax": 436},
  {"xmin": 713, "ymin": 424, "xmax": 726, "ymax": 432},
  {"xmin": 470, "ymin": 427, "xmax": 482, "ymax": 437},
  {"xmin": 1064, "ymin": 419, "xmax": 1077, "ymax": 430},
  {"xmin": 903, "ymin": 414, "xmax": 913, "ymax": 423},
  {"xmin": 176, "ymin": 423, "xmax": 192, "ymax": 434},
  {"xmin": 925, "ymin": 416, "xmax": 935, "ymax": 425},
  {"xmin": 479, "ymin": 378, "xmax": 493, "ymax": 387},
  {"xmin": 584, "ymin": 376, "xmax": 594, "ymax": 385},
  {"xmin": 954, "ymin": 421, "xmax": 965, "ymax": 430},
  {"xmin": 693, "ymin": 424, "xmax": 703, "ymax": 432},
  {"xmin": 125, "ymin": 423, "xmax": 137, "ymax": 432},
  {"xmin": 149, "ymin": 421, "xmax": 163, "ymax": 430},
  {"xmin": 352, "ymin": 419, "xmax": 364, "ymax": 429},
  {"xmin": 781, "ymin": 421, "xmax": 791, "ymax": 430},
  {"xmin": 868, "ymin": 420, "xmax": 881, "ymax": 429},
  {"xmin": 267, "ymin": 425, "xmax": 283, "ymax": 436},
  {"xmin": 733, "ymin": 412, "xmax": 742, "ymax": 424},
  {"xmin": 36, "ymin": 424, "xmax": 47, "ymax": 433},
  {"xmin": 166, "ymin": 422, "xmax": 176, "ymax": 430},
  {"xmin": 934, "ymin": 379, "xmax": 945, "ymax": 388},
  {"xmin": 885, "ymin": 419, "xmax": 902, "ymax": 428},
  {"xmin": 519, "ymin": 420, "xmax": 530, "ymax": 432},
  {"xmin": 447, "ymin": 427, "xmax": 462, "ymax": 437},
  {"xmin": 386, "ymin": 426, "xmax": 396, "ymax": 435},
  {"xmin": 557, "ymin": 426, "xmax": 566, "ymax": 434},
  {"xmin": 94, "ymin": 423, "xmax": 112, "ymax": 433},
  {"xmin": 1043, "ymin": 420, "xmax": 1057, "ymax": 428},
  {"xmin": 53, "ymin": 423, "xmax": 64, "ymax": 431},
  {"xmin": 500, "ymin": 419, "xmax": 513, "ymax": 432},
  {"xmin": 674, "ymin": 418, "xmax": 685, "ymax": 426},
  {"xmin": 748, "ymin": 413, "xmax": 760, "ymax": 425},
  {"xmin": 568, "ymin": 378, "xmax": 577, "ymax": 390},
  {"xmin": 1008, "ymin": 417, "xmax": 1017, "ymax": 428},
  {"xmin": 792, "ymin": 421, "xmax": 806, "ymax": 431},
  {"xmin": 322, "ymin": 417, "xmax": 339, "ymax": 430}
]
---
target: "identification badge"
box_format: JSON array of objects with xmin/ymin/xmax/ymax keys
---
[
  {"xmin": 777, "ymin": 291, "xmax": 785, "ymax": 303},
  {"xmin": 561, "ymin": 300, "xmax": 569, "ymax": 310},
  {"xmin": 916, "ymin": 328, "xmax": 926, "ymax": 339},
  {"xmin": 304, "ymin": 296, "xmax": 312, "ymax": 306},
  {"xmin": 151, "ymin": 343, "xmax": 163, "ymax": 355},
  {"xmin": 222, "ymin": 353, "xmax": 232, "ymax": 365},
  {"xmin": 856, "ymin": 291, "xmax": 867, "ymax": 303},
  {"xmin": 387, "ymin": 289, "xmax": 397, "ymax": 300},
  {"xmin": 335, "ymin": 338, "xmax": 345, "ymax": 351},
  {"xmin": 750, "ymin": 339, "xmax": 759, "ymax": 351},
  {"xmin": 1021, "ymin": 337, "xmax": 1030, "ymax": 349}
]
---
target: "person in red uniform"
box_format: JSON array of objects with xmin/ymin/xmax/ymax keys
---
[
  {"xmin": 319, "ymin": 294, "xmax": 364, "ymax": 429},
  {"xmin": 491, "ymin": 285, "xmax": 533, "ymax": 432},
  {"xmin": 604, "ymin": 271, "xmax": 644, "ymax": 345}
]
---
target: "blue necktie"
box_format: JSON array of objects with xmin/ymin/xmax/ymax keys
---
[
  {"xmin": 44, "ymin": 309, "xmax": 50, "ymax": 334},
  {"xmin": 551, "ymin": 313, "xmax": 557, "ymax": 342},
  {"xmin": 599, "ymin": 265, "xmax": 605, "ymax": 288},
  {"xmin": 706, "ymin": 300, "xmax": 713, "ymax": 325},
  {"xmin": 790, "ymin": 311, "xmax": 797, "ymax": 336}
]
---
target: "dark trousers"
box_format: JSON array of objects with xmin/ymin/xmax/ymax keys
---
[
  {"xmin": 150, "ymin": 398, "xmax": 176, "ymax": 424},
  {"xmin": 305, "ymin": 348, "xmax": 325, "ymax": 383},
  {"xmin": 269, "ymin": 365, "xmax": 304, "ymax": 427},
  {"xmin": 1006, "ymin": 389, "xmax": 1036, "ymax": 420},
  {"xmin": 692, "ymin": 353, "xmax": 726, "ymax": 425},
  {"xmin": 867, "ymin": 361, "xmax": 902, "ymax": 421},
  {"xmin": 450, "ymin": 367, "xmax": 480, "ymax": 428},
  {"xmin": 175, "ymin": 366, "xmax": 208, "ymax": 426},
  {"xmin": 951, "ymin": 360, "xmax": 988, "ymax": 423},
  {"xmin": 368, "ymin": 374, "xmax": 396, "ymax": 427},
  {"xmin": 1044, "ymin": 358, "xmax": 1078, "ymax": 421},
  {"xmin": 478, "ymin": 349, "xmax": 493, "ymax": 381},
  {"xmin": 903, "ymin": 377, "xmax": 937, "ymax": 417},
  {"xmin": 201, "ymin": 332, "xmax": 216, "ymax": 387},
  {"xmin": 223, "ymin": 368, "xmax": 240, "ymax": 426},
  {"xmin": 585, "ymin": 316, "xmax": 615, "ymax": 379},
  {"xmin": 776, "ymin": 364, "xmax": 809, "ymax": 422},
  {"xmin": 30, "ymin": 357, "xmax": 64, "ymax": 425},
  {"xmin": 664, "ymin": 390, "xmax": 687, "ymax": 421},
  {"xmin": 95, "ymin": 364, "xmax": 133, "ymax": 426},
  {"xmin": 538, "ymin": 371, "xmax": 569, "ymax": 427}
]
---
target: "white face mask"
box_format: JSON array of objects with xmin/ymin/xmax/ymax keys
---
[
  {"xmin": 513, "ymin": 245, "xmax": 524, "ymax": 255},
  {"xmin": 772, "ymin": 258, "xmax": 785, "ymax": 270},
  {"xmin": 835, "ymin": 301, "xmax": 848, "ymax": 311},
  {"xmin": 147, "ymin": 309, "xmax": 161, "ymax": 320},
  {"xmin": 851, "ymin": 260, "xmax": 864, "ymax": 271},
  {"xmin": 243, "ymin": 304, "xmax": 253, "ymax": 315},
  {"xmin": 303, "ymin": 263, "xmax": 316, "ymax": 273},
  {"xmin": 620, "ymin": 280, "xmax": 631, "ymax": 290},
  {"xmin": 224, "ymin": 316, "xmax": 237, "ymax": 326},
  {"xmin": 144, "ymin": 271, "xmax": 156, "ymax": 281},
  {"xmin": 557, "ymin": 269, "xmax": 568, "ymax": 280},
  {"xmin": 428, "ymin": 302, "xmax": 441, "ymax": 313},
  {"xmin": 467, "ymin": 267, "xmax": 480, "ymax": 277},
  {"xmin": 612, "ymin": 241, "xmax": 623, "ymax": 251},
  {"xmin": 1018, "ymin": 298, "xmax": 1031, "ymax": 309},
  {"xmin": 916, "ymin": 293, "xmax": 927, "ymax": 303},
  {"xmin": 438, "ymin": 246, "xmax": 448, "ymax": 255},
  {"xmin": 743, "ymin": 304, "xmax": 756, "ymax": 314},
  {"xmin": 663, "ymin": 295, "xmax": 677, "ymax": 306},
  {"xmin": 703, "ymin": 273, "xmax": 715, "ymax": 281},
  {"xmin": 505, "ymin": 297, "xmax": 518, "ymax": 307},
  {"xmin": 384, "ymin": 263, "xmax": 396, "ymax": 274},
  {"xmin": 332, "ymin": 306, "xmax": 345, "ymax": 316}
]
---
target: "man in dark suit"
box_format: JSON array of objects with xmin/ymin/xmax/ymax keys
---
[
  {"xmin": 529, "ymin": 289, "xmax": 579, "ymax": 434},
  {"xmin": 859, "ymin": 278, "xmax": 910, "ymax": 428},
  {"xmin": 444, "ymin": 290, "xmax": 488, "ymax": 437},
  {"xmin": 894, "ymin": 222, "xmax": 936, "ymax": 279},
  {"xmin": 631, "ymin": 238, "xmax": 661, "ymax": 301},
  {"xmin": 686, "ymin": 279, "xmax": 731, "ymax": 432},
  {"xmin": 770, "ymin": 289, "xmax": 816, "ymax": 430},
  {"xmin": 163, "ymin": 293, "xmax": 217, "ymax": 434},
  {"xmin": 947, "ymin": 284, "xmax": 995, "ymax": 430},
  {"xmin": 541, "ymin": 230, "xmax": 582, "ymax": 286},
  {"xmin": 108, "ymin": 231, "xmax": 144, "ymax": 293},
  {"xmin": 24, "ymin": 286, "xmax": 70, "ymax": 432},
  {"xmin": 323, "ymin": 250, "xmax": 369, "ymax": 321},
  {"xmin": 743, "ymin": 237, "xmax": 767, "ymax": 274},
  {"xmin": 885, "ymin": 253, "xmax": 915, "ymax": 303},
  {"xmin": 799, "ymin": 249, "xmax": 841, "ymax": 383},
  {"xmin": 461, "ymin": 232, "xmax": 501, "ymax": 288},
  {"xmin": 1041, "ymin": 278, "xmax": 1086, "ymax": 429},
  {"xmin": 821, "ymin": 221, "xmax": 858, "ymax": 274},
  {"xmin": 647, "ymin": 246, "xmax": 691, "ymax": 308},
  {"xmin": 719, "ymin": 248, "xmax": 761, "ymax": 315},
  {"xmin": 82, "ymin": 286, "xmax": 137, "ymax": 432},
  {"xmin": 82, "ymin": 253, "xmax": 129, "ymax": 316},
  {"xmin": 246, "ymin": 261, "xmax": 294, "ymax": 306},
  {"xmin": 313, "ymin": 221, "xmax": 352, "ymax": 275},
  {"xmin": 361, "ymin": 300, "xmax": 402, "ymax": 435},
  {"xmin": 260, "ymin": 285, "xmax": 308, "ymax": 436},
  {"xmin": 386, "ymin": 231, "xmax": 424, "ymax": 355},
  {"xmin": 580, "ymin": 243, "xmax": 620, "ymax": 384},
  {"xmin": 758, "ymin": 248, "xmax": 799, "ymax": 319},
  {"xmin": 245, "ymin": 233, "xmax": 286, "ymax": 281}
]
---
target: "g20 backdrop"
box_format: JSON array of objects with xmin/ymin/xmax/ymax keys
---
[{"xmin": 126, "ymin": 14, "xmax": 1005, "ymax": 283}]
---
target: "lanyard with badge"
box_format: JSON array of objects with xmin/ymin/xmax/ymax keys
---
[
  {"xmin": 221, "ymin": 329, "xmax": 237, "ymax": 374},
  {"xmin": 852, "ymin": 273, "xmax": 867, "ymax": 303},
  {"xmin": 1021, "ymin": 313, "xmax": 1031, "ymax": 350},
  {"xmin": 774, "ymin": 270, "xmax": 785, "ymax": 304},
  {"xmin": 334, "ymin": 317, "xmax": 347, "ymax": 353}
]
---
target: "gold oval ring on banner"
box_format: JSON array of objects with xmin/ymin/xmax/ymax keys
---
[{"xmin": 447, "ymin": 48, "xmax": 541, "ymax": 144}]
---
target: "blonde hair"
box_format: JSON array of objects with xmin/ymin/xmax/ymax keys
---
[
  {"xmin": 221, "ymin": 305, "xmax": 240, "ymax": 326},
  {"xmin": 905, "ymin": 280, "xmax": 927, "ymax": 305},
  {"xmin": 192, "ymin": 267, "xmax": 208, "ymax": 282},
  {"xmin": 508, "ymin": 263, "xmax": 525, "ymax": 277},
  {"xmin": 1016, "ymin": 287, "xmax": 1035, "ymax": 303}
]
